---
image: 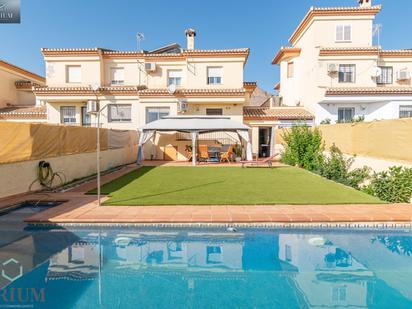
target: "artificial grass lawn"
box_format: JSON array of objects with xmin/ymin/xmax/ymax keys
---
[{"xmin": 89, "ymin": 166, "xmax": 383, "ymax": 206}]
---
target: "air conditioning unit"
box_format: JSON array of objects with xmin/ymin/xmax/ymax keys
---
[
  {"xmin": 178, "ymin": 101, "xmax": 188, "ymax": 112},
  {"xmin": 397, "ymin": 69, "xmax": 411, "ymax": 81},
  {"xmin": 145, "ymin": 62, "xmax": 156, "ymax": 72},
  {"xmin": 86, "ymin": 100, "xmax": 98, "ymax": 113},
  {"xmin": 327, "ymin": 63, "xmax": 338, "ymax": 74}
]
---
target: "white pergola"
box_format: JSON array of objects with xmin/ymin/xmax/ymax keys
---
[{"xmin": 137, "ymin": 116, "xmax": 252, "ymax": 165}]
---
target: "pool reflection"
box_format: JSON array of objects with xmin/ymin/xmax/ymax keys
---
[{"xmin": 2, "ymin": 228, "xmax": 412, "ymax": 308}]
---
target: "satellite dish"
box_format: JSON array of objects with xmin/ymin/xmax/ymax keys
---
[
  {"xmin": 168, "ymin": 83, "xmax": 176, "ymax": 94},
  {"xmin": 369, "ymin": 66, "xmax": 382, "ymax": 78},
  {"xmin": 90, "ymin": 82, "xmax": 100, "ymax": 91}
]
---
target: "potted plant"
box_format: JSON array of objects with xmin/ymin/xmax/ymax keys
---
[{"xmin": 234, "ymin": 144, "xmax": 242, "ymax": 162}]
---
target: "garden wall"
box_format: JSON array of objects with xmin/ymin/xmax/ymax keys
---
[
  {"xmin": 0, "ymin": 122, "xmax": 138, "ymax": 198},
  {"xmin": 276, "ymin": 118, "xmax": 412, "ymax": 164}
]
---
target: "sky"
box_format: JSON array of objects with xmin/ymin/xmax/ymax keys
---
[{"xmin": 1, "ymin": 0, "xmax": 412, "ymax": 92}]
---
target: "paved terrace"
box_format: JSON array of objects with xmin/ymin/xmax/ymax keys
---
[{"xmin": 0, "ymin": 163, "xmax": 410, "ymax": 225}]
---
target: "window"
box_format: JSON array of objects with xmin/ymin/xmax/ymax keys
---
[
  {"xmin": 285, "ymin": 245, "xmax": 292, "ymax": 262},
  {"xmin": 66, "ymin": 65, "xmax": 81, "ymax": 83},
  {"xmin": 206, "ymin": 246, "xmax": 222, "ymax": 264},
  {"xmin": 60, "ymin": 106, "xmax": 76, "ymax": 124},
  {"xmin": 339, "ymin": 65, "xmax": 356, "ymax": 83},
  {"xmin": 207, "ymin": 67, "xmax": 222, "ymax": 85},
  {"xmin": 287, "ymin": 62, "xmax": 294, "ymax": 78},
  {"xmin": 110, "ymin": 67, "xmax": 124, "ymax": 85},
  {"xmin": 336, "ymin": 25, "xmax": 351, "ymax": 42},
  {"xmin": 81, "ymin": 106, "xmax": 91, "ymax": 126},
  {"xmin": 168, "ymin": 70, "xmax": 182, "ymax": 86},
  {"xmin": 338, "ymin": 107, "xmax": 355, "ymax": 123},
  {"xmin": 206, "ymin": 108, "xmax": 223, "ymax": 116},
  {"xmin": 332, "ymin": 286, "xmax": 347, "ymax": 303},
  {"xmin": 108, "ymin": 104, "xmax": 132, "ymax": 122},
  {"xmin": 376, "ymin": 66, "xmax": 393, "ymax": 85},
  {"xmin": 146, "ymin": 107, "xmax": 170, "ymax": 123},
  {"xmin": 399, "ymin": 105, "xmax": 412, "ymax": 118}
]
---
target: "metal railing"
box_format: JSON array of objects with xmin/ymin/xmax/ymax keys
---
[{"xmin": 176, "ymin": 131, "xmax": 239, "ymax": 145}]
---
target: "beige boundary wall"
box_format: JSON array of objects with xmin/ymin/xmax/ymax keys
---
[
  {"xmin": 276, "ymin": 118, "xmax": 412, "ymax": 164},
  {"xmin": 0, "ymin": 145, "xmax": 137, "ymax": 199},
  {"xmin": 0, "ymin": 122, "xmax": 138, "ymax": 198}
]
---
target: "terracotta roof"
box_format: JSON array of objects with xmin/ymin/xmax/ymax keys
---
[
  {"xmin": 326, "ymin": 87, "xmax": 412, "ymax": 96},
  {"xmin": 243, "ymin": 81, "xmax": 257, "ymax": 92},
  {"xmin": 289, "ymin": 5, "xmax": 382, "ymax": 45},
  {"xmin": 41, "ymin": 47, "xmax": 250, "ymax": 60},
  {"xmin": 272, "ymin": 47, "xmax": 301, "ymax": 65},
  {"xmin": 319, "ymin": 47, "xmax": 412, "ymax": 57},
  {"xmin": 274, "ymin": 83, "xmax": 280, "ymax": 91},
  {"xmin": 0, "ymin": 106, "xmax": 47, "ymax": 120},
  {"xmin": 243, "ymin": 107, "xmax": 314, "ymax": 120},
  {"xmin": 138, "ymin": 88, "xmax": 246, "ymax": 97},
  {"xmin": 15, "ymin": 80, "xmax": 42, "ymax": 90},
  {"xmin": 33, "ymin": 86, "xmax": 246, "ymax": 97},
  {"xmin": 0, "ymin": 60, "xmax": 45, "ymax": 84}
]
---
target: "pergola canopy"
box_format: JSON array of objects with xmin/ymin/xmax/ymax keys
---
[
  {"xmin": 137, "ymin": 116, "xmax": 252, "ymax": 165},
  {"xmin": 140, "ymin": 116, "xmax": 250, "ymax": 133}
]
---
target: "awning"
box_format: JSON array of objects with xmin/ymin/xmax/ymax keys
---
[
  {"xmin": 140, "ymin": 116, "xmax": 250, "ymax": 132},
  {"xmin": 137, "ymin": 116, "xmax": 252, "ymax": 165}
]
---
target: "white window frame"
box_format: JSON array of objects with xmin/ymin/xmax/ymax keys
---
[
  {"xmin": 399, "ymin": 105, "xmax": 412, "ymax": 118},
  {"xmin": 336, "ymin": 25, "xmax": 352, "ymax": 42},
  {"xmin": 338, "ymin": 64, "xmax": 356, "ymax": 83},
  {"xmin": 60, "ymin": 106, "xmax": 77, "ymax": 124},
  {"xmin": 110, "ymin": 67, "xmax": 125, "ymax": 85},
  {"xmin": 376, "ymin": 66, "xmax": 393, "ymax": 85},
  {"xmin": 108, "ymin": 104, "xmax": 132, "ymax": 122},
  {"xmin": 207, "ymin": 67, "xmax": 223, "ymax": 85},
  {"xmin": 167, "ymin": 70, "xmax": 183, "ymax": 86},
  {"xmin": 66, "ymin": 65, "xmax": 81, "ymax": 83},
  {"xmin": 146, "ymin": 107, "xmax": 170, "ymax": 124},
  {"xmin": 338, "ymin": 107, "xmax": 355, "ymax": 123}
]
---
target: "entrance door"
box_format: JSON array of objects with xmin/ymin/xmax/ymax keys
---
[{"xmin": 258, "ymin": 128, "xmax": 272, "ymax": 158}]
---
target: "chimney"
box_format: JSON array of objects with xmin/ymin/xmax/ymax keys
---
[
  {"xmin": 358, "ymin": 0, "xmax": 372, "ymax": 7},
  {"xmin": 185, "ymin": 28, "xmax": 196, "ymax": 50}
]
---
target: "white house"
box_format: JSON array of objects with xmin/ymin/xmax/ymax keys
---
[{"xmin": 272, "ymin": 0, "xmax": 412, "ymax": 124}]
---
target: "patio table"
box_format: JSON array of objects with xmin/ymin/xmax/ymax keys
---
[{"xmin": 208, "ymin": 146, "xmax": 222, "ymax": 162}]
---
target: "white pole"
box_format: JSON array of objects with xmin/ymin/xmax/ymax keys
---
[
  {"xmin": 191, "ymin": 132, "xmax": 197, "ymax": 166},
  {"xmin": 97, "ymin": 111, "xmax": 101, "ymax": 207}
]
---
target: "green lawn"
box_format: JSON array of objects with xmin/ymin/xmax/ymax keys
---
[{"xmin": 90, "ymin": 166, "xmax": 383, "ymax": 206}]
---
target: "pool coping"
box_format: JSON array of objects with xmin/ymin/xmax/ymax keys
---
[{"xmin": 27, "ymin": 221, "xmax": 412, "ymax": 231}]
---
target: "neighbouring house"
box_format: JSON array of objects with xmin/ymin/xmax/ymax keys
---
[
  {"xmin": 272, "ymin": 0, "xmax": 412, "ymax": 124},
  {"xmin": 0, "ymin": 60, "xmax": 46, "ymax": 122}
]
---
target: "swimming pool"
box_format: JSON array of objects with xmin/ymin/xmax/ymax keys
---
[{"xmin": 1, "ymin": 219, "xmax": 412, "ymax": 309}]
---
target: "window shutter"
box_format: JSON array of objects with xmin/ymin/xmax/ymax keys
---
[
  {"xmin": 336, "ymin": 25, "xmax": 344, "ymax": 41},
  {"xmin": 111, "ymin": 68, "xmax": 124, "ymax": 82},
  {"xmin": 168, "ymin": 70, "xmax": 182, "ymax": 78},
  {"xmin": 344, "ymin": 25, "xmax": 351, "ymax": 41},
  {"xmin": 67, "ymin": 66, "xmax": 81, "ymax": 83},
  {"xmin": 207, "ymin": 67, "xmax": 222, "ymax": 77}
]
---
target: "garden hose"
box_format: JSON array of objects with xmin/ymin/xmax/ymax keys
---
[{"xmin": 29, "ymin": 161, "xmax": 66, "ymax": 191}]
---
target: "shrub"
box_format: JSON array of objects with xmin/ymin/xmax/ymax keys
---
[
  {"xmin": 320, "ymin": 118, "xmax": 331, "ymax": 125},
  {"xmin": 363, "ymin": 166, "xmax": 412, "ymax": 203},
  {"xmin": 281, "ymin": 125, "xmax": 324, "ymax": 171},
  {"xmin": 319, "ymin": 144, "xmax": 370, "ymax": 189}
]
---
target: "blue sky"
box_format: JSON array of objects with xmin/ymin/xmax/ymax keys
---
[{"xmin": 0, "ymin": 0, "xmax": 411, "ymax": 92}]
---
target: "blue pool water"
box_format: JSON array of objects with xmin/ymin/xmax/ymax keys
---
[{"xmin": 1, "ymin": 209, "xmax": 412, "ymax": 308}]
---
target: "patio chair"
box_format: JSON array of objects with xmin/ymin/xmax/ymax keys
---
[
  {"xmin": 240, "ymin": 153, "xmax": 279, "ymax": 168},
  {"xmin": 198, "ymin": 145, "xmax": 209, "ymax": 162},
  {"xmin": 185, "ymin": 145, "xmax": 192, "ymax": 161},
  {"xmin": 220, "ymin": 145, "xmax": 234, "ymax": 163}
]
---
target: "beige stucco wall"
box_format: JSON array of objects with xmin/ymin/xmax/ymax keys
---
[
  {"xmin": 0, "ymin": 145, "xmax": 137, "ymax": 199},
  {"xmin": 45, "ymin": 56, "xmax": 245, "ymax": 89},
  {"xmin": 0, "ymin": 69, "xmax": 39, "ymax": 108}
]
